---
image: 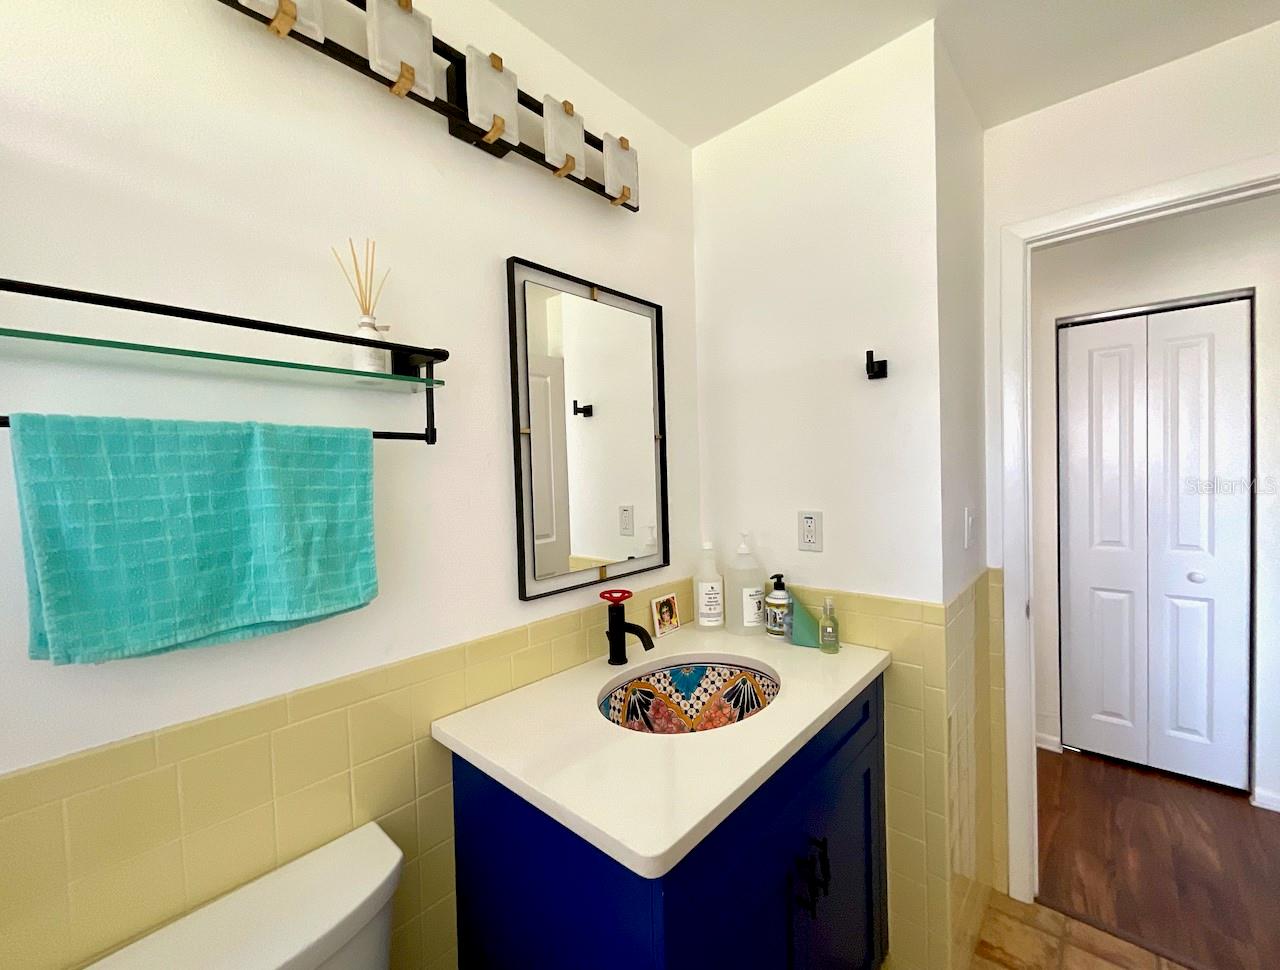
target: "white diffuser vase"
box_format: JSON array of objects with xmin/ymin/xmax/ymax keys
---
[
  {"xmin": 333, "ymin": 238, "xmax": 393, "ymax": 374},
  {"xmin": 352, "ymin": 314, "xmax": 390, "ymax": 373}
]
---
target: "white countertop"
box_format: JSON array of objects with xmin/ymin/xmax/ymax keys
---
[{"xmin": 431, "ymin": 626, "xmax": 891, "ymax": 878}]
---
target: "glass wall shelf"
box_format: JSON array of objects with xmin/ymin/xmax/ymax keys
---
[{"xmin": 0, "ymin": 326, "xmax": 445, "ymax": 392}]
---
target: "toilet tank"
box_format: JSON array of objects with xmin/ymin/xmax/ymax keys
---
[{"xmin": 90, "ymin": 823, "xmax": 403, "ymax": 970}]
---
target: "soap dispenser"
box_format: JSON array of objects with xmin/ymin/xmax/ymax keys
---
[
  {"xmin": 819, "ymin": 596, "xmax": 840, "ymax": 654},
  {"xmin": 764, "ymin": 574, "xmax": 790, "ymax": 638}
]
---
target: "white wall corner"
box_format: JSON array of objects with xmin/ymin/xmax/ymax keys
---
[
  {"xmin": 934, "ymin": 35, "xmax": 987, "ymax": 603},
  {"xmin": 693, "ymin": 24, "xmax": 946, "ymax": 603},
  {"xmin": 1035, "ymin": 733, "xmax": 1062, "ymax": 753},
  {"xmin": 1251, "ymin": 787, "xmax": 1280, "ymax": 814}
]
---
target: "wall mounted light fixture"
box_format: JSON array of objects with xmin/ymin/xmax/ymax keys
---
[{"xmin": 218, "ymin": 0, "xmax": 641, "ymax": 212}]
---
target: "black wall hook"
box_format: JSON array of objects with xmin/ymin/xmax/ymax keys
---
[
  {"xmin": 865, "ymin": 350, "xmax": 888, "ymax": 380},
  {"xmin": 573, "ymin": 399, "xmax": 595, "ymax": 417}
]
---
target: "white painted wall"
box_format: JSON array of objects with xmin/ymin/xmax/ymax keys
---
[
  {"xmin": 1027, "ymin": 192, "xmax": 1280, "ymax": 804},
  {"xmin": 983, "ymin": 21, "xmax": 1280, "ymax": 563},
  {"xmin": 934, "ymin": 40, "xmax": 986, "ymax": 601},
  {"xmin": 0, "ymin": 0, "xmax": 698, "ymax": 773},
  {"xmin": 693, "ymin": 23, "xmax": 946, "ymax": 603},
  {"xmin": 560, "ymin": 297, "xmax": 658, "ymax": 562}
]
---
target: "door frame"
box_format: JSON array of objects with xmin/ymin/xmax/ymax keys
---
[
  {"xmin": 998, "ymin": 151, "xmax": 1280, "ymax": 902},
  {"xmin": 1054, "ymin": 290, "xmax": 1256, "ymax": 781}
]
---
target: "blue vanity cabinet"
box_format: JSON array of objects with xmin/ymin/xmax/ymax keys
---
[
  {"xmin": 450, "ymin": 676, "xmax": 887, "ymax": 970},
  {"xmin": 792, "ymin": 733, "xmax": 887, "ymax": 968}
]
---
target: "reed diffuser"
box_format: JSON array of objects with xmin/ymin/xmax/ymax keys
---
[{"xmin": 333, "ymin": 238, "xmax": 392, "ymax": 373}]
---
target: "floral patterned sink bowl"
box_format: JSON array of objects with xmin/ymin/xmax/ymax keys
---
[{"xmin": 599, "ymin": 661, "xmax": 781, "ymax": 734}]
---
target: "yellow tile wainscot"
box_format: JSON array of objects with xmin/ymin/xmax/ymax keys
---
[
  {"xmin": 0, "ymin": 578, "xmax": 687, "ymax": 970},
  {"xmin": 793, "ymin": 569, "xmax": 1006, "ymax": 970},
  {"xmin": 0, "ymin": 572, "xmax": 1010, "ymax": 970}
]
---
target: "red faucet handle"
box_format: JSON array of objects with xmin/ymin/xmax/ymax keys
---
[{"xmin": 599, "ymin": 589, "xmax": 633, "ymax": 605}]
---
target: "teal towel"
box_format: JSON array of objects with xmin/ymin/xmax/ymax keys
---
[{"xmin": 11, "ymin": 414, "xmax": 377, "ymax": 665}]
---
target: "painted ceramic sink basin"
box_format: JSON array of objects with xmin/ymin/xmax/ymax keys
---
[{"xmin": 598, "ymin": 659, "xmax": 781, "ymax": 734}]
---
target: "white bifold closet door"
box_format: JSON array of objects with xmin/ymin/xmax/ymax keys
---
[
  {"xmin": 1059, "ymin": 300, "xmax": 1251, "ymax": 789},
  {"xmin": 1060, "ymin": 315, "xmax": 1150, "ymax": 767}
]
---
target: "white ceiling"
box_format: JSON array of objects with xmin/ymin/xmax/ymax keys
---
[{"xmin": 488, "ymin": 0, "xmax": 1280, "ymax": 144}]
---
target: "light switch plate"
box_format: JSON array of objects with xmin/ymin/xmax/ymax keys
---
[
  {"xmin": 963, "ymin": 507, "xmax": 977, "ymax": 550},
  {"xmin": 798, "ymin": 511, "xmax": 823, "ymax": 552}
]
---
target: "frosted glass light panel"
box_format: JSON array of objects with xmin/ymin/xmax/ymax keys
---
[
  {"xmin": 366, "ymin": 0, "xmax": 436, "ymax": 101},
  {"xmin": 604, "ymin": 134, "xmax": 639, "ymax": 207},
  {"xmin": 465, "ymin": 46, "xmax": 520, "ymax": 147},
  {"xmin": 541, "ymin": 97, "xmax": 587, "ymax": 182},
  {"xmin": 239, "ymin": 0, "xmax": 325, "ymax": 42}
]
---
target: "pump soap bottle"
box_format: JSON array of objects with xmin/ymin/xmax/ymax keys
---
[
  {"xmin": 819, "ymin": 596, "xmax": 840, "ymax": 654},
  {"xmin": 765, "ymin": 574, "xmax": 790, "ymax": 638},
  {"xmin": 695, "ymin": 542, "xmax": 724, "ymax": 628},
  {"xmin": 725, "ymin": 533, "xmax": 765, "ymax": 635}
]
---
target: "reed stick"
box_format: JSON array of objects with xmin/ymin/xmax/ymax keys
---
[
  {"xmin": 371, "ymin": 269, "xmax": 391, "ymax": 315},
  {"xmin": 331, "ymin": 247, "xmax": 361, "ymax": 307},
  {"xmin": 334, "ymin": 237, "xmax": 388, "ymax": 317},
  {"xmin": 348, "ymin": 238, "xmax": 367, "ymax": 314}
]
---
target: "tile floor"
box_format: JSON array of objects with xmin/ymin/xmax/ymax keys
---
[{"xmin": 973, "ymin": 892, "xmax": 1189, "ymax": 970}]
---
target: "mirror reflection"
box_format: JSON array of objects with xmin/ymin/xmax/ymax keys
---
[{"xmin": 524, "ymin": 282, "xmax": 659, "ymax": 580}]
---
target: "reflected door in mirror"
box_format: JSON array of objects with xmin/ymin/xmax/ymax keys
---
[
  {"xmin": 528, "ymin": 352, "xmax": 571, "ymax": 579},
  {"xmin": 525, "ymin": 282, "xmax": 659, "ymax": 581}
]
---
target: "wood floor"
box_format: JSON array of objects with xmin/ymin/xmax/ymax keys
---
[{"xmin": 1036, "ymin": 748, "xmax": 1280, "ymax": 970}]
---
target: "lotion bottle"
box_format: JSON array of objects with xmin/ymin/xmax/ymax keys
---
[
  {"xmin": 725, "ymin": 533, "xmax": 765, "ymax": 635},
  {"xmin": 695, "ymin": 542, "xmax": 724, "ymax": 628},
  {"xmin": 764, "ymin": 573, "xmax": 790, "ymax": 638}
]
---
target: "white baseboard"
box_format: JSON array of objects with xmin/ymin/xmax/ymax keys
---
[
  {"xmin": 1252, "ymin": 786, "xmax": 1280, "ymax": 813},
  {"xmin": 1035, "ymin": 733, "xmax": 1062, "ymax": 753}
]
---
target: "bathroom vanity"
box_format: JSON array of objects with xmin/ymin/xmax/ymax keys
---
[{"xmin": 432, "ymin": 628, "xmax": 891, "ymax": 969}]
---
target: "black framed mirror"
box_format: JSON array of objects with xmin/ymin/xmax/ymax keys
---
[{"xmin": 506, "ymin": 257, "xmax": 669, "ymax": 600}]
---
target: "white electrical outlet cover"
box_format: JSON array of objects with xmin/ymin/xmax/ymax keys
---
[
  {"xmin": 798, "ymin": 511, "xmax": 823, "ymax": 552},
  {"xmin": 366, "ymin": 0, "xmax": 436, "ymax": 102},
  {"xmin": 542, "ymin": 96, "xmax": 588, "ymax": 182},
  {"xmin": 603, "ymin": 133, "xmax": 639, "ymax": 207},
  {"xmin": 239, "ymin": 0, "xmax": 325, "ymax": 43},
  {"xmin": 465, "ymin": 46, "xmax": 520, "ymax": 146}
]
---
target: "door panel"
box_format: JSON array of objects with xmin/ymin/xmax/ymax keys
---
[
  {"xmin": 1060, "ymin": 316, "xmax": 1149, "ymax": 764},
  {"xmin": 790, "ymin": 733, "xmax": 884, "ymax": 970},
  {"xmin": 1092, "ymin": 588, "xmax": 1140, "ymax": 725},
  {"xmin": 1146, "ymin": 301, "xmax": 1251, "ymax": 789},
  {"xmin": 528, "ymin": 354, "xmax": 571, "ymax": 579},
  {"xmin": 1163, "ymin": 596, "xmax": 1213, "ymax": 741}
]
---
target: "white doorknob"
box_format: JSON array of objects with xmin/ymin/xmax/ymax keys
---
[{"xmin": 1187, "ymin": 571, "xmax": 1207, "ymax": 584}]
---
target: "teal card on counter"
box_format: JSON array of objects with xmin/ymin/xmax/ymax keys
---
[{"xmin": 789, "ymin": 597, "xmax": 822, "ymax": 648}]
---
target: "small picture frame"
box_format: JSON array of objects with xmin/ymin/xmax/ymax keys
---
[{"xmin": 651, "ymin": 594, "xmax": 680, "ymax": 638}]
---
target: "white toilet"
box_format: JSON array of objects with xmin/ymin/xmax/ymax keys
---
[{"xmin": 90, "ymin": 823, "xmax": 403, "ymax": 970}]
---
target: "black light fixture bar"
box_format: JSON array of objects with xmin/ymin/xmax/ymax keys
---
[
  {"xmin": 211, "ymin": 0, "xmax": 638, "ymax": 212},
  {"xmin": 0, "ymin": 277, "xmax": 449, "ymax": 444}
]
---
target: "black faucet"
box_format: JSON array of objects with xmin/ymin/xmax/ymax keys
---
[{"xmin": 600, "ymin": 589, "xmax": 655, "ymax": 666}]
